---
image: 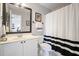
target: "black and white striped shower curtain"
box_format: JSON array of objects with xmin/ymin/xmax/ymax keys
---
[
  {"xmin": 44, "ymin": 4, "xmax": 79, "ymax": 56},
  {"xmin": 44, "ymin": 35, "xmax": 79, "ymax": 56}
]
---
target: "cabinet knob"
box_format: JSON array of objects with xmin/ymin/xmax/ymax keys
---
[
  {"xmin": 24, "ymin": 41, "xmax": 26, "ymax": 43},
  {"xmin": 21, "ymin": 41, "xmax": 23, "ymax": 44}
]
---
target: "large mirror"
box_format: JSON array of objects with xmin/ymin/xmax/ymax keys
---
[{"xmin": 3, "ymin": 3, "xmax": 32, "ymax": 34}]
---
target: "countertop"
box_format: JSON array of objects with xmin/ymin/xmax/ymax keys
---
[{"xmin": 0, "ymin": 33, "xmax": 42, "ymax": 45}]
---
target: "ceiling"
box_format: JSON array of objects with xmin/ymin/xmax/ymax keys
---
[
  {"xmin": 12, "ymin": 3, "xmax": 71, "ymax": 14},
  {"xmin": 39, "ymin": 3, "xmax": 71, "ymax": 11}
]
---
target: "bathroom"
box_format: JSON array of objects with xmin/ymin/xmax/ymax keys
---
[{"xmin": 0, "ymin": 3, "xmax": 79, "ymax": 56}]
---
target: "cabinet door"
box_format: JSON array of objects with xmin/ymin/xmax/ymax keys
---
[
  {"xmin": 23, "ymin": 39, "xmax": 38, "ymax": 56},
  {"xmin": 4, "ymin": 41, "xmax": 23, "ymax": 56},
  {"xmin": 0, "ymin": 45, "xmax": 4, "ymax": 56}
]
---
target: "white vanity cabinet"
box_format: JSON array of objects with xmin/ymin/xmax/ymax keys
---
[
  {"xmin": 0, "ymin": 38, "xmax": 38, "ymax": 56},
  {"xmin": 23, "ymin": 39, "xmax": 38, "ymax": 56},
  {"xmin": 3, "ymin": 41, "xmax": 23, "ymax": 56},
  {"xmin": 0, "ymin": 45, "xmax": 4, "ymax": 56}
]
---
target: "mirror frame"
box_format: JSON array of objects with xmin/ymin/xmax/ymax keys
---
[{"xmin": 3, "ymin": 3, "xmax": 32, "ymax": 34}]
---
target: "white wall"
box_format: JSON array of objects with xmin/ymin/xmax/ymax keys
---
[
  {"xmin": 24, "ymin": 3, "xmax": 48, "ymax": 35},
  {"xmin": 0, "ymin": 3, "xmax": 2, "ymax": 37},
  {"xmin": 45, "ymin": 3, "xmax": 79, "ymax": 41}
]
